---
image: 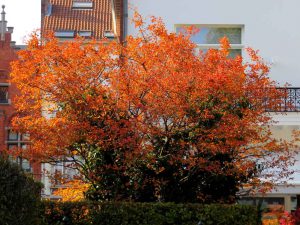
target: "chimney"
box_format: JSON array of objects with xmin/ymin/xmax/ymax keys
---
[
  {"xmin": 7, "ymin": 27, "xmax": 14, "ymax": 34},
  {"xmin": 1, "ymin": 5, "xmax": 7, "ymax": 41}
]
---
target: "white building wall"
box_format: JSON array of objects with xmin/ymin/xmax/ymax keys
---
[
  {"xmin": 41, "ymin": 161, "xmax": 78, "ymax": 199},
  {"xmin": 128, "ymin": 0, "xmax": 300, "ymax": 86},
  {"xmin": 270, "ymin": 117, "xmax": 300, "ymax": 184}
]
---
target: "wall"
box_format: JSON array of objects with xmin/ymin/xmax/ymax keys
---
[
  {"xmin": 0, "ymin": 25, "xmax": 41, "ymax": 181},
  {"xmin": 0, "ymin": 32, "xmax": 18, "ymax": 150},
  {"xmin": 128, "ymin": 0, "xmax": 300, "ymax": 86}
]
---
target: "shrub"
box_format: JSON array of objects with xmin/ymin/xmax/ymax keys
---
[
  {"xmin": 291, "ymin": 208, "xmax": 300, "ymax": 225},
  {"xmin": 42, "ymin": 201, "xmax": 259, "ymax": 225},
  {"xmin": 42, "ymin": 201, "xmax": 90, "ymax": 225},
  {"xmin": 0, "ymin": 156, "xmax": 43, "ymax": 225}
]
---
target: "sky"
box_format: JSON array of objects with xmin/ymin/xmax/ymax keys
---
[{"xmin": 1, "ymin": 0, "xmax": 40, "ymax": 44}]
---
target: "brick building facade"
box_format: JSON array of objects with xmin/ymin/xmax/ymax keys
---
[{"xmin": 0, "ymin": 5, "xmax": 41, "ymax": 180}]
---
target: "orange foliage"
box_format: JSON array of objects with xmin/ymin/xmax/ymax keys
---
[
  {"xmin": 53, "ymin": 180, "xmax": 90, "ymax": 202},
  {"xmin": 262, "ymin": 210, "xmax": 295, "ymax": 225},
  {"xmin": 9, "ymin": 13, "xmax": 298, "ymax": 196}
]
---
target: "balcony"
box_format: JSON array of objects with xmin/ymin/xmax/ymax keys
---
[{"xmin": 266, "ymin": 88, "xmax": 300, "ymax": 112}]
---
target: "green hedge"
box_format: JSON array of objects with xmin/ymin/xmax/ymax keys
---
[
  {"xmin": 42, "ymin": 201, "xmax": 259, "ymax": 225},
  {"xmin": 0, "ymin": 157, "xmax": 43, "ymax": 225}
]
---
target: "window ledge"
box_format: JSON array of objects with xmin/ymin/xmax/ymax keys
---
[
  {"xmin": 5, "ymin": 140, "xmax": 31, "ymax": 144},
  {"xmin": 197, "ymin": 44, "xmax": 244, "ymax": 49},
  {"xmin": 0, "ymin": 99, "xmax": 11, "ymax": 105}
]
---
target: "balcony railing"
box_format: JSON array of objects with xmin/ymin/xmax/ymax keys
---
[{"xmin": 266, "ymin": 87, "xmax": 300, "ymax": 112}]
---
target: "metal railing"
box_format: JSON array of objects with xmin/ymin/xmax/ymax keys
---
[{"xmin": 266, "ymin": 87, "xmax": 300, "ymax": 112}]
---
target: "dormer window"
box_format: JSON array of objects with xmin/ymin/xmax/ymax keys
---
[
  {"xmin": 72, "ymin": 1, "xmax": 93, "ymax": 9},
  {"xmin": 54, "ymin": 30, "xmax": 75, "ymax": 38},
  {"xmin": 104, "ymin": 31, "xmax": 115, "ymax": 39},
  {"xmin": 45, "ymin": 3, "xmax": 53, "ymax": 16},
  {"xmin": 78, "ymin": 31, "xmax": 92, "ymax": 38}
]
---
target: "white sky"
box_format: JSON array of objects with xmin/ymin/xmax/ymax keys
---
[{"xmin": 1, "ymin": 0, "xmax": 40, "ymax": 44}]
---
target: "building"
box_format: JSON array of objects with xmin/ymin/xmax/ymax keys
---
[
  {"xmin": 126, "ymin": 0, "xmax": 300, "ymax": 211},
  {"xmin": 40, "ymin": 0, "xmax": 125, "ymax": 198},
  {"xmin": 41, "ymin": 0, "xmax": 125, "ymax": 41},
  {"xmin": 0, "ymin": 5, "xmax": 41, "ymax": 180}
]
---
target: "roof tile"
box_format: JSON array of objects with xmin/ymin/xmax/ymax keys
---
[{"xmin": 42, "ymin": 0, "xmax": 115, "ymax": 40}]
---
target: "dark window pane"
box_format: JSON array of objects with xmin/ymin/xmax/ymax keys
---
[
  {"xmin": 228, "ymin": 49, "xmax": 242, "ymax": 58},
  {"xmin": 22, "ymin": 159, "xmax": 32, "ymax": 172},
  {"xmin": 291, "ymin": 196, "xmax": 297, "ymax": 211},
  {"xmin": 0, "ymin": 70, "xmax": 8, "ymax": 79},
  {"xmin": 0, "ymin": 86, "xmax": 8, "ymax": 103},
  {"xmin": 8, "ymin": 130, "xmax": 18, "ymax": 141}
]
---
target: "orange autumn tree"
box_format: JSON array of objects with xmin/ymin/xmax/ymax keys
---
[
  {"xmin": 10, "ymin": 14, "xmax": 298, "ymax": 203},
  {"xmin": 53, "ymin": 180, "xmax": 90, "ymax": 202}
]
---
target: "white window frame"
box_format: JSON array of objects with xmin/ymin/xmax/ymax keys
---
[
  {"xmin": 54, "ymin": 30, "xmax": 75, "ymax": 38},
  {"xmin": 175, "ymin": 24, "xmax": 244, "ymax": 57},
  {"xmin": 72, "ymin": 1, "xmax": 93, "ymax": 9}
]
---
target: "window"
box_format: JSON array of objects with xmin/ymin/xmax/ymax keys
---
[
  {"xmin": 7, "ymin": 130, "xmax": 31, "ymax": 172},
  {"xmin": 78, "ymin": 31, "xmax": 92, "ymax": 38},
  {"xmin": 7, "ymin": 130, "xmax": 30, "ymax": 143},
  {"xmin": 0, "ymin": 70, "xmax": 8, "ymax": 79},
  {"xmin": 104, "ymin": 30, "xmax": 115, "ymax": 39},
  {"xmin": 239, "ymin": 197, "xmax": 285, "ymax": 210},
  {"xmin": 176, "ymin": 25, "xmax": 243, "ymax": 58},
  {"xmin": 0, "ymin": 85, "xmax": 9, "ymax": 104},
  {"xmin": 8, "ymin": 130, "xmax": 18, "ymax": 141},
  {"xmin": 22, "ymin": 133, "xmax": 30, "ymax": 141},
  {"xmin": 54, "ymin": 30, "xmax": 75, "ymax": 38},
  {"xmin": 45, "ymin": 3, "xmax": 52, "ymax": 16},
  {"xmin": 72, "ymin": 1, "xmax": 93, "ymax": 9}
]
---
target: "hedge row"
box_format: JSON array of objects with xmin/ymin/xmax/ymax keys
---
[{"xmin": 41, "ymin": 201, "xmax": 259, "ymax": 225}]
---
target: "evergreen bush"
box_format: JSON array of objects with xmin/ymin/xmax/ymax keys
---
[{"xmin": 0, "ymin": 156, "xmax": 42, "ymax": 225}]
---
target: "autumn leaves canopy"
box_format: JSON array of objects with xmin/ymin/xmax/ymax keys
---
[{"xmin": 9, "ymin": 15, "xmax": 297, "ymax": 202}]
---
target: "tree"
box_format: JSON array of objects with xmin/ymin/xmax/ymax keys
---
[
  {"xmin": 0, "ymin": 156, "xmax": 42, "ymax": 225},
  {"xmin": 9, "ymin": 14, "xmax": 298, "ymax": 203},
  {"xmin": 53, "ymin": 179, "xmax": 90, "ymax": 202}
]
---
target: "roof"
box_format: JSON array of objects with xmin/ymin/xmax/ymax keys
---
[{"xmin": 42, "ymin": 0, "xmax": 121, "ymax": 40}]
